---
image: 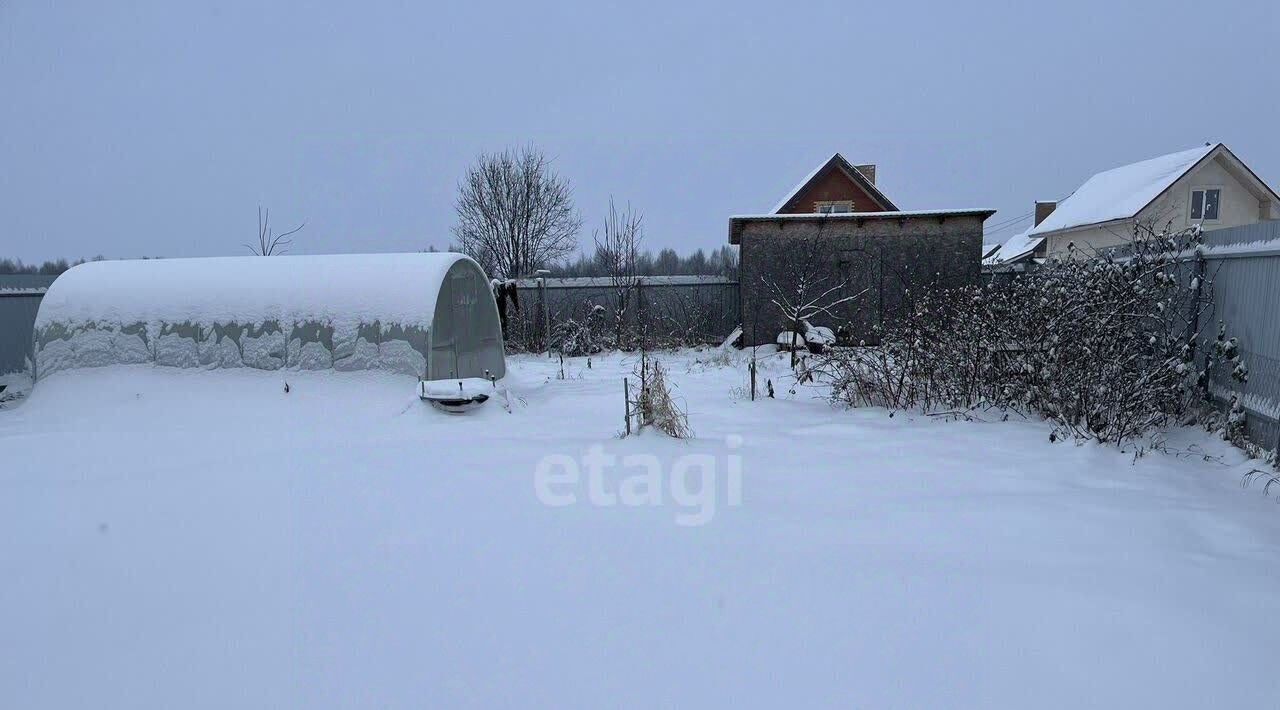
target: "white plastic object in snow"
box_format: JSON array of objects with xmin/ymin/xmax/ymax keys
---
[
  {"xmin": 719, "ymin": 326, "xmax": 743, "ymax": 350},
  {"xmin": 776, "ymin": 331, "xmax": 806, "ymax": 350},
  {"xmin": 805, "ymin": 325, "xmax": 835, "ymax": 346},
  {"xmin": 419, "ymin": 377, "xmax": 495, "ymax": 413}
]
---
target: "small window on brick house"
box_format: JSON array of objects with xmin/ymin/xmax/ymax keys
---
[
  {"xmin": 1190, "ymin": 188, "xmax": 1222, "ymax": 221},
  {"xmin": 816, "ymin": 201, "xmax": 854, "ymax": 214}
]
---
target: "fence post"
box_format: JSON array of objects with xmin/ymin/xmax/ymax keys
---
[
  {"xmin": 1189, "ymin": 249, "xmax": 1207, "ymax": 362},
  {"xmin": 636, "ymin": 276, "xmax": 646, "ymax": 350},
  {"xmin": 623, "ymin": 377, "xmax": 631, "ymax": 436},
  {"xmin": 539, "ymin": 275, "xmax": 550, "ymax": 355}
]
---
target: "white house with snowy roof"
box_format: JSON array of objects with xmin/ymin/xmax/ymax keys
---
[{"xmin": 987, "ymin": 143, "xmax": 1280, "ymax": 267}]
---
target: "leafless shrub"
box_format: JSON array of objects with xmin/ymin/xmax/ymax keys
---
[
  {"xmin": 244, "ymin": 206, "xmax": 305, "ymax": 256},
  {"xmin": 594, "ymin": 198, "xmax": 644, "ymax": 349},
  {"xmin": 636, "ymin": 358, "xmax": 692, "ymax": 438},
  {"xmin": 1243, "ymin": 468, "xmax": 1280, "ymax": 499}
]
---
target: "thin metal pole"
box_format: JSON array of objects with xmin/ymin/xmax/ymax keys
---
[{"xmin": 623, "ymin": 377, "xmax": 631, "ymax": 436}]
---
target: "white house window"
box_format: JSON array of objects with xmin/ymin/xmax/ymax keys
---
[
  {"xmin": 816, "ymin": 201, "xmax": 854, "ymax": 214},
  {"xmin": 1190, "ymin": 187, "xmax": 1222, "ymax": 221}
]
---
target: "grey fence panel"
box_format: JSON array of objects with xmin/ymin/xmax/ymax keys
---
[
  {"xmin": 0, "ymin": 276, "xmax": 57, "ymax": 376},
  {"xmin": 1199, "ymin": 221, "xmax": 1280, "ymax": 453},
  {"xmin": 503, "ymin": 277, "xmax": 740, "ymax": 351}
]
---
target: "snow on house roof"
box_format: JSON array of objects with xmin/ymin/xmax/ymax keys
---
[
  {"xmin": 771, "ymin": 159, "xmax": 830, "ymax": 213},
  {"xmin": 983, "ymin": 229, "xmax": 1044, "ymax": 266},
  {"xmin": 769, "ymin": 153, "xmax": 898, "ymax": 213},
  {"xmin": 35, "ymin": 252, "xmax": 473, "ymax": 331},
  {"xmin": 1028, "ymin": 144, "xmax": 1216, "ymax": 236}
]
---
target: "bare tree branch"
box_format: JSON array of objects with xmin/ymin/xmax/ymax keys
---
[
  {"xmin": 593, "ymin": 197, "xmax": 644, "ymax": 347},
  {"xmin": 246, "ymin": 206, "xmax": 305, "ymax": 256}
]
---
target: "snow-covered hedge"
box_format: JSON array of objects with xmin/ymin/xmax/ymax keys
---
[{"xmin": 823, "ymin": 224, "xmax": 1249, "ymax": 446}]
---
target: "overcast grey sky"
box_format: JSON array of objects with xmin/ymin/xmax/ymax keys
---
[{"xmin": 2, "ymin": 0, "xmax": 1277, "ymax": 264}]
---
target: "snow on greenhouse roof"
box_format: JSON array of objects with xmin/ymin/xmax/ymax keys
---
[
  {"xmin": 35, "ymin": 253, "xmax": 472, "ymax": 330},
  {"xmin": 1028, "ymin": 144, "xmax": 1216, "ymax": 236}
]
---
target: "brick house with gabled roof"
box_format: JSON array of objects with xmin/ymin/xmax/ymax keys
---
[
  {"xmin": 731, "ymin": 153, "xmax": 995, "ymax": 346},
  {"xmin": 771, "ymin": 153, "xmax": 898, "ymax": 215}
]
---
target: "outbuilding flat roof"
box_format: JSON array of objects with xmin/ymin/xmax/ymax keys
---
[{"xmin": 729, "ymin": 208, "xmax": 997, "ymax": 243}]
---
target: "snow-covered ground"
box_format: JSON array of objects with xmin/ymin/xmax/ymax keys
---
[{"xmin": 3, "ymin": 349, "xmax": 1280, "ymax": 708}]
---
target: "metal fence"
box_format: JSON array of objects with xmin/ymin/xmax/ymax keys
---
[
  {"xmin": 0, "ymin": 275, "xmax": 56, "ymax": 376},
  {"xmin": 1197, "ymin": 221, "xmax": 1280, "ymax": 453},
  {"xmin": 502, "ymin": 275, "xmax": 740, "ymax": 352}
]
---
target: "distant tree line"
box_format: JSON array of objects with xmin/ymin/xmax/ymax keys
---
[{"xmin": 0, "ymin": 256, "xmax": 105, "ymax": 275}]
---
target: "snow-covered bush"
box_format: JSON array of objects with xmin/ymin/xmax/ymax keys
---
[
  {"xmin": 553, "ymin": 303, "xmax": 607, "ymax": 356},
  {"xmin": 824, "ymin": 223, "xmax": 1249, "ymax": 446}
]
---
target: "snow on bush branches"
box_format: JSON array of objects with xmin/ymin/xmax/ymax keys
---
[{"xmin": 824, "ymin": 223, "xmax": 1249, "ymax": 446}]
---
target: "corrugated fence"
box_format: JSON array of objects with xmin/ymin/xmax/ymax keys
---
[
  {"xmin": 1197, "ymin": 221, "xmax": 1280, "ymax": 453},
  {"xmin": 503, "ymin": 275, "xmax": 740, "ymax": 351},
  {"xmin": 0, "ymin": 275, "xmax": 56, "ymax": 376}
]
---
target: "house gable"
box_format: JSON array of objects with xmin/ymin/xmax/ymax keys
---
[
  {"xmin": 1031, "ymin": 144, "xmax": 1279, "ymax": 243},
  {"xmin": 772, "ymin": 154, "xmax": 897, "ymax": 214},
  {"xmin": 1138, "ymin": 147, "xmax": 1280, "ymax": 229}
]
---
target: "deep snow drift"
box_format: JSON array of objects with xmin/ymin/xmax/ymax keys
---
[{"xmin": 2, "ymin": 350, "xmax": 1279, "ymax": 708}]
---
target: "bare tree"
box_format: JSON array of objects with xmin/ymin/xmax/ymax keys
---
[
  {"xmin": 593, "ymin": 198, "xmax": 644, "ymax": 347},
  {"xmin": 452, "ymin": 146, "xmax": 582, "ymax": 279},
  {"xmin": 760, "ymin": 235, "xmax": 865, "ymax": 366},
  {"xmin": 245, "ymin": 207, "xmax": 305, "ymax": 256}
]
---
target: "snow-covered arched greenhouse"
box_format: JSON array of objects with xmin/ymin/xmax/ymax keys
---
[{"xmin": 33, "ymin": 253, "xmax": 506, "ymax": 382}]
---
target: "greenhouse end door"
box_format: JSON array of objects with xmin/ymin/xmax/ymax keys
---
[{"xmin": 450, "ymin": 269, "xmax": 482, "ymax": 378}]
